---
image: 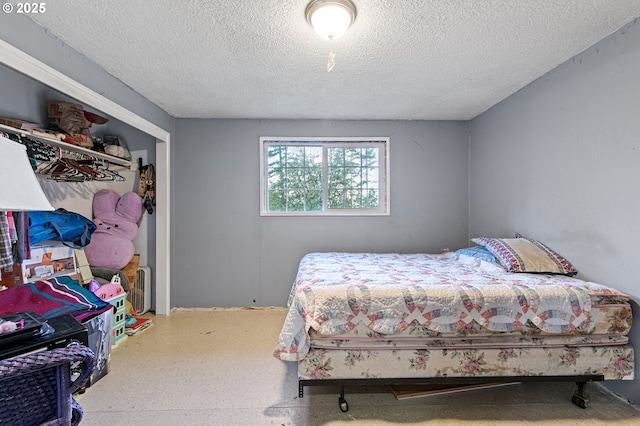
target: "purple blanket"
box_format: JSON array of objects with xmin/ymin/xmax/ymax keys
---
[{"xmin": 0, "ymin": 276, "xmax": 112, "ymax": 321}]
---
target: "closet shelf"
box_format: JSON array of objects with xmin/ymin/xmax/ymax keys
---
[{"xmin": 0, "ymin": 123, "xmax": 134, "ymax": 169}]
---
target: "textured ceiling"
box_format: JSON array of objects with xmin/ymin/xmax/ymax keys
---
[{"xmin": 28, "ymin": 1, "xmax": 640, "ymax": 120}]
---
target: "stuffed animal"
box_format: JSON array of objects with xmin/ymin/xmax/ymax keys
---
[{"xmin": 84, "ymin": 189, "xmax": 143, "ymax": 269}]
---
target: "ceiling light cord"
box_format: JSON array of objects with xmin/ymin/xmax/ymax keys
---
[{"xmin": 327, "ymin": 51, "xmax": 336, "ymax": 72}]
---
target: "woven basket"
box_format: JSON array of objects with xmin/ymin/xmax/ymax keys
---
[{"xmin": 0, "ymin": 342, "xmax": 95, "ymax": 426}]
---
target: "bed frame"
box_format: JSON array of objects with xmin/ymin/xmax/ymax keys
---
[{"xmin": 299, "ymin": 375, "xmax": 604, "ymax": 412}]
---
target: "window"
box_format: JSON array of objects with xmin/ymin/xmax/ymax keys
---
[{"xmin": 260, "ymin": 137, "xmax": 390, "ymax": 216}]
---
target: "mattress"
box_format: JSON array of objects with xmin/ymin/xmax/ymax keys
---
[{"xmin": 274, "ymin": 252, "xmax": 632, "ymax": 362}]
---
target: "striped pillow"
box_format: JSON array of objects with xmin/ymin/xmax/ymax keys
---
[{"xmin": 471, "ymin": 235, "xmax": 577, "ymax": 276}]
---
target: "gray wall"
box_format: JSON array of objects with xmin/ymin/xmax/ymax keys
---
[
  {"xmin": 470, "ymin": 18, "xmax": 640, "ymax": 403},
  {"xmin": 174, "ymin": 119, "xmax": 469, "ymax": 307}
]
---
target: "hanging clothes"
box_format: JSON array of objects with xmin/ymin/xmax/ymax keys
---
[
  {"xmin": 12, "ymin": 211, "xmax": 29, "ymax": 264},
  {"xmin": 0, "ymin": 212, "xmax": 13, "ymax": 269}
]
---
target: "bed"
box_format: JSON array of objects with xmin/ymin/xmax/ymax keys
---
[{"xmin": 273, "ymin": 236, "xmax": 634, "ymax": 411}]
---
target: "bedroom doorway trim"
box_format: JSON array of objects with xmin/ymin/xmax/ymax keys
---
[{"xmin": 0, "ymin": 38, "xmax": 172, "ymax": 316}]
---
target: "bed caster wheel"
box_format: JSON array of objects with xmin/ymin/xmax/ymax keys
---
[
  {"xmin": 572, "ymin": 381, "xmax": 589, "ymax": 409},
  {"xmin": 339, "ymin": 397, "xmax": 349, "ymax": 412},
  {"xmin": 338, "ymin": 386, "xmax": 349, "ymax": 412},
  {"xmin": 571, "ymin": 393, "xmax": 589, "ymax": 409}
]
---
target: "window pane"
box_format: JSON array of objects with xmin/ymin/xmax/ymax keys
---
[
  {"xmin": 345, "ymin": 189, "xmax": 361, "ymax": 208},
  {"xmin": 267, "ymin": 190, "xmax": 285, "ymax": 211},
  {"xmin": 327, "ymin": 146, "xmax": 380, "ymax": 210},
  {"xmin": 266, "ymin": 165, "xmax": 280, "ymax": 187},
  {"xmin": 344, "ymin": 167, "xmax": 361, "ymax": 186},
  {"xmin": 286, "ymin": 146, "xmax": 305, "ymax": 166},
  {"xmin": 344, "ymin": 147, "xmax": 360, "ymax": 166},
  {"xmin": 306, "ymin": 190, "xmax": 322, "ymax": 211},
  {"xmin": 328, "ymin": 188, "xmax": 344, "ymax": 209},
  {"xmin": 363, "ymin": 189, "xmax": 379, "ymax": 208},
  {"xmin": 306, "ymin": 166, "xmax": 322, "ymax": 189},
  {"xmin": 305, "ymin": 147, "xmax": 322, "ymax": 167},
  {"xmin": 363, "ymin": 148, "xmax": 378, "ymax": 166},
  {"xmin": 287, "ymin": 167, "xmax": 305, "ymax": 189},
  {"xmin": 328, "ymin": 147, "xmax": 344, "ymax": 166},
  {"xmin": 364, "ymin": 167, "xmax": 379, "ymax": 186},
  {"xmin": 328, "ymin": 166, "xmax": 344, "ymax": 187},
  {"xmin": 287, "ymin": 190, "xmax": 305, "ymax": 211},
  {"xmin": 267, "ymin": 145, "xmax": 285, "ymax": 165}
]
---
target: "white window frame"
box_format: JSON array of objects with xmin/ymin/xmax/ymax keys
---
[{"xmin": 260, "ymin": 137, "xmax": 390, "ymax": 216}]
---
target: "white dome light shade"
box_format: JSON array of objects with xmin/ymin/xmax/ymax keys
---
[
  {"xmin": 306, "ymin": 0, "xmax": 357, "ymax": 41},
  {"xmin": 310, "ymin": 5, "xmax": 351, "ymax": 40}
]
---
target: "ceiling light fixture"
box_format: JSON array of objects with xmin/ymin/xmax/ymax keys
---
[{"xmin": 306, "ymin": 0, "xmax": 357, "ymax": 41}]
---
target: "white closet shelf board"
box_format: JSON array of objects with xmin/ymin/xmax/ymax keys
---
[
  {"xmin": 0, "ymin": 123, "xmax": 134, "ymax": 169},
  {"xmin": 0, "ymin": 38, "xmax": 172, "ymax": 316}
]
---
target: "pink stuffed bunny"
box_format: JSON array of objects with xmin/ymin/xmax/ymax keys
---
[{"xmin": 84, "ymin": 189, "xmax": 143, "ymax": 269}]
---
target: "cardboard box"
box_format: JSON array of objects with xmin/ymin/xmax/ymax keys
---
[
  {"xmin": 83, "ymin": 308, "xmax": 113, "ymax": 386},
  {"xmin": 22, "ymin": 244, "xmax": 77, "ymax": 283},
  {"xmin": 0, "ymin": 265, "xmax": 23, "ymax": 288}
]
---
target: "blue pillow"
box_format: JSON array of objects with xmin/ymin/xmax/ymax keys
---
[{"xmin": 455, "ymin": 246, "xmax": 497, "ymax": 263}]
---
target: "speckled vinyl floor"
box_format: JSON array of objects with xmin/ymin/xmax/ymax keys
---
[{"xmin": 76, "ymin": 308, "xmax": 639, "ymax": 425}]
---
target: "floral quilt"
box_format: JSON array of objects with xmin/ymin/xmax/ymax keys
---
[{"xmin": 274, "ymin": 252, "xmax": 629, "ymax": 361}]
